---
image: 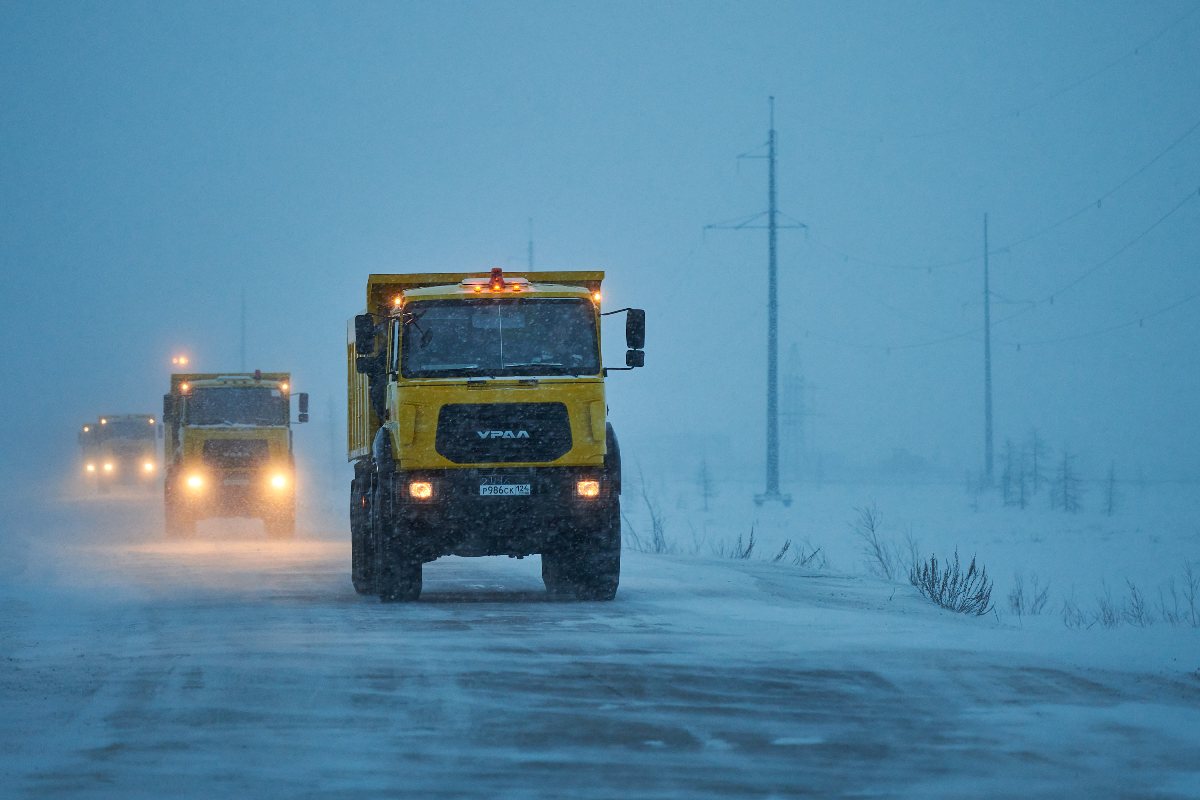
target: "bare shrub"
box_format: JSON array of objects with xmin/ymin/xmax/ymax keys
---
[
  {"xmin": 771, "ymin": 539, "xmax": 791, "ymax": 563},
  {"xmin": 1122, "ymin": 580, "xmax": 1152, "ymax": 627},
  {"xmin": 909, "ymin": 551, "xmax": 994, "ymax": 616},
  {"xmin": 717, "ymin": 527, "xmax": 756, "ymax": 560},
  {"xmin": 1008, "ymin": 572, "xmax": 1051, "ymax": 619},
  {"xmin": 1157, "ymin": 579, "xmax": 1183, "ymax": 626},
  {"xmin": 792, "ymin": 543, "xmax": 826, "ymax": 569},
  {"xmin": 1184, "ymin": 562, "xmax": 1199, "ymax": 627},
  {"xmin": 1061, "ymin": 596, "xmax": 1089, "ymax": 629},
  {"xmin": 853, "ymin": 505, "xmax": 906, "ymax": 580},
  {"xmin": 1095, "ymin": 583, "xmax": 1120, "ymax": 629},
  {"xmin": 1160, "ymin": 562, "xmax": 1200, "ymax": 627},
  {"xmin": 621, "ymin": 468, "xmax": 671, "ymax": 554}
]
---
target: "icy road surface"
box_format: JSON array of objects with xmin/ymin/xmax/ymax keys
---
[{"xmin": 2, "ymin": 493, "xmax": 1199, "ymax": 799}]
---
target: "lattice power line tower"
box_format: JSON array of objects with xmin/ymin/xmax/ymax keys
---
[
  {"xmin": 781, "ymin": 343, "xmax": 816, "ymax": 484},
  {"xmin": 706, "ymin": 97, "xmax": 805, "ymax": 506}
]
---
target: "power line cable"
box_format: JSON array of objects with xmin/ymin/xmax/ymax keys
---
[
  {"xmin": 809, "ymin": 5, "xmax": 1199, "ymax": 142},
  {"xmin": 808, "ymin": 114, "xmax": 1200, "ymax": 272},
  {"xmin": 1005, "ymin": 287, "xmax": 1200, "ymax": 348},
  {"xmin": 799, "ymin": 185, "xmax": 1198, "ymax": 352}
]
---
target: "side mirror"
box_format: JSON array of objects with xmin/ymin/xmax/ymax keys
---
[
  {"xmin": 297, "ymin": 392, "xmax": 309, "ymax": 424},
  {"xmin": 354, "ymin": 314, "xmax": 377, "ymax": 356},
  {"xmin": 625, "ymin": 349, "xmax": 645, "ymax": 368},
  {"xmin": 625, "ymin": 308, "xmax": 646, "ymax": 350}
]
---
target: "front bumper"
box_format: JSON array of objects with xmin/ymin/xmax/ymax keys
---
[
  {"xmin": 172, "ymin": 470, "xmax": 294, "ymax": 519},
  {"xmin": 389, "ymin": 466, "xmax": 614, "ymax": 559}
]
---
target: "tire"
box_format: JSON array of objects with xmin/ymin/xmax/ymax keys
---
[
  {"xmin": 542, "ymin": 498, "xmax": 621, "ymax": 601},
  {"xmin": 351, "ymin": 472, "xmax": 377, "ymax": 595},
  {"xmin": 574, "ymin": 497, "xmax": 621, "ymax": 600},
  {"xmin": 264, "ymin": 509, "xmax": 295, "ymax": 539},
  {"xmin": 540, "ymin": 547, "xmax": 570, "ymax": 598},
  {"xmin": 164, "ymin": 496, "xmax": 195, "ymax": 538},
  {"xmin": 373, "ymin": 475, "xmax": 422, "ymax": 602}
]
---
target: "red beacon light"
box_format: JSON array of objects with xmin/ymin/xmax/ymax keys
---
[{"xmin": 461, "ymin": 271, "xmax": 530, "ymax": 294}]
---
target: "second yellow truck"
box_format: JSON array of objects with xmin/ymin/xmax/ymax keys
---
[
  {"xmin": 163, "ymin": 371, "xmax": 309, "ymax": 537},
  {"xmin": 348, "ymin": 269, "xmax": 645, "ymax": 601}
]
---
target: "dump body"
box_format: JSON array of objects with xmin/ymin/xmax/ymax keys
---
[
  {"xmin": 347, "ymin": 270, "xmax": 639, "ymax": 601},
  {"xmin": 162, "ymin": 372, "xmax": 299, "ymax": 537}
]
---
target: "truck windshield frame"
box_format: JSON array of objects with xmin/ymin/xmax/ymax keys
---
[
  {"xmin": 185, "ymin": 387, "xmax": 290, "ymax": 426},
  {"xmin": 400, "ymin": 297, "xmax": 600, "ymax": 379}
]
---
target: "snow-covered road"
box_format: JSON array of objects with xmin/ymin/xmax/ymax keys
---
[{"xmin": 2, "ymin": 493, "xmax": 1198, "ymax": 799}]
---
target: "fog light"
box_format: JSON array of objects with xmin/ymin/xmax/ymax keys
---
[
  {"xmin": 576, "ymin": 480, "xmax": 600, "ymax": 498},
  {"xmin": 269, "ymin": 473, "xmax": 288, "ymax": 490},
  {"xmin": 185, "ymin": 474, "xmax": 204, "ymax": 490},
  {"xmin": 103, "ymin": 462, "xmax": 114, "ymax": 473},
  {"xmin": 409, "ymin": 481, "xmax": 433, "ymax": 500}
]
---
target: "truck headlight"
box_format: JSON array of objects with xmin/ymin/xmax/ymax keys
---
[
  {"xmin": 269, "ymin": 473, "xmax": 289, "ymax": 490},
  {"xmin": 576, "ymin": 480, "xmax": 600, "ymax": 499},
  {"xmin": 85, "ymin": 463, "xmax": 96, "ymax": 473},
  {"xmin": 143, "ymin": 461, "xmax": 156, "ymax": 473},
  {"xmin": 185, "ymin": 474, "xmax": 204, "ymax": 491},
  {"xmin": 409, "ymin": 481, "xmax": 433, "ymax": 500},
  {"xmin": 103, "ymin": 462, "xmax": 114, "ymax": 473}
]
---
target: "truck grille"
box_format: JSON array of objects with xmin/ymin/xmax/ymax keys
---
[
  {"xmin": 435, "ymin": 403, "xmax": 572, "ymax": 464},
  {"xmin": 201, "ymin": 439, "xmax": 270, "ymax": 469}
]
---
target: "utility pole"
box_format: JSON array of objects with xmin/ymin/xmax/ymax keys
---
[
  {"xmin": 983, "ymin": 213, "xmax": 994, "ymax": 484},
  {"xmin": 705, "ymin": 97, "xmax": 804, "ymax": 506},
  {"xmin": 527, "ymin": 218, "xmax": 534, "ymax": 269}
]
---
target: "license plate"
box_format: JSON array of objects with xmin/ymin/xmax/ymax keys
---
[{"xmin": 479, "ymin": 483, "xmax": 531, "ymax": 496}]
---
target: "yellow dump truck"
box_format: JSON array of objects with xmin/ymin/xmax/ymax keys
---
[
  {"xmin": 78, "ymin": 414, "xmax": 159, "ymax": 490},
  {"xmin": 162, "ymin": 371, "xmax": 309, "ymax": 537},
  {"xmin": 348, "ymin": 269, "xmax": 645, "ymax": 601}
]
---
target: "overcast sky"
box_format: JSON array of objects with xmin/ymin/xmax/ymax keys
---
[{"xmin": 2, "ymin": 0, "xmax": 1198, "ymax": 492}]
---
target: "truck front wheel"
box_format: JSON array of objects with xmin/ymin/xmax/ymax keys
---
[
  {"xmin": 542, "ymin": 498, "xmax": 621, "ymax": 601},
  {"xmin": 164, "ymin": 499, "xmax": 195, "ymax": 538},
  {"xmin": 350, "ymin": 473, "xmax": 377, "ymax": 595},
  {"xmin": 264, "ymin": 509, "xmax": 295, "ymax": 539},
  {"xmin": 372, "ymin": 477, "xmax": 422, "ymax": 602}
]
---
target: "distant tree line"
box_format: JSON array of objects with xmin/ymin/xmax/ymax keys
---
[{"xmin": 968, "ymin": 428, "xmax": 1121, "ymax": 515}]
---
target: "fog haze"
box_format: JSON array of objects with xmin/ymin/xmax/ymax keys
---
[{"xmin": 3, "ymin": 0, "xmax": 1198, "ymax": 490}]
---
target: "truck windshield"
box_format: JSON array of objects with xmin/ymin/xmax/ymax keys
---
[
  {"xmin": 99, "ymin": 420, "xmax": 156, "ymax": 440},
  {"xmin": 401, "ymin": 298, "xmax": 600, "ymax": 378},
  {"xmin": 186, "ymin": 388, "xmax": 289, "ymax": 426}
]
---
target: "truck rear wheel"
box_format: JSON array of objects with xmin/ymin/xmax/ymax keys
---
[{"xmin": 373, "ymin": 477, "xmax": 422, "ymax": 602}]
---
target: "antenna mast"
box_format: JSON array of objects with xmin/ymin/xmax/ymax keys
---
[{"xmin": 240, "ymin": 287, "xmax": 247, "ymax": 372}]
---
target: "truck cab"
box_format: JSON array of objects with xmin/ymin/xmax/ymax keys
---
[
  {"xmin": 79, "ymin": 414, "xmax": 159, "ymax": 490},
  {"xmin": 348, "ymin": 269, "xmax": 644, "ymax": 601},
  {"xmin": 162, "ymin": 372, "xmax": 308, "ymax": 537}
]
